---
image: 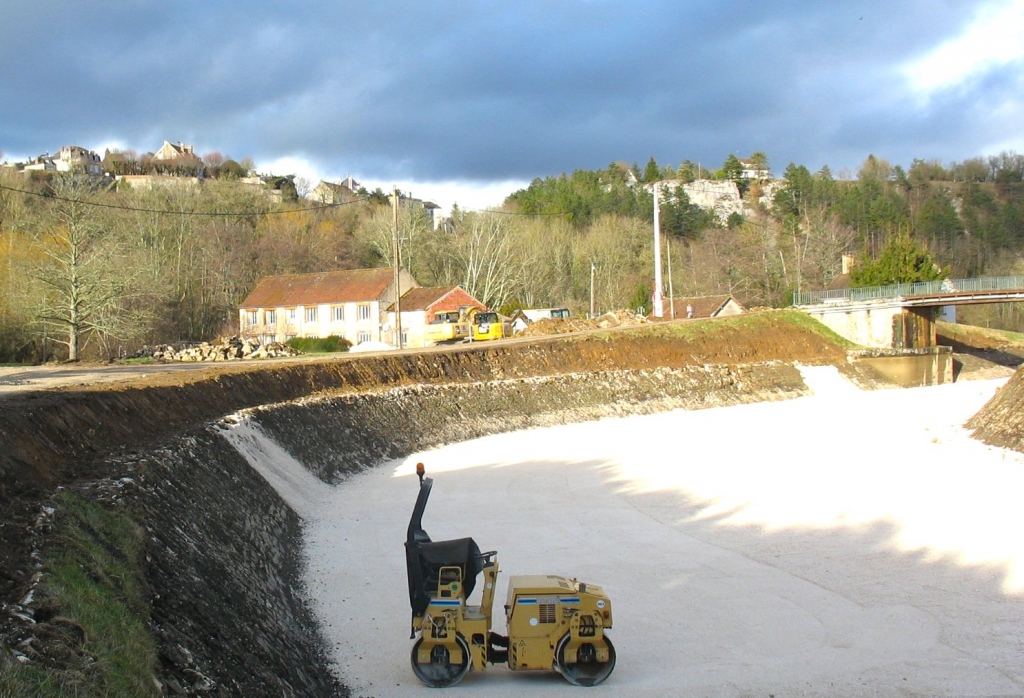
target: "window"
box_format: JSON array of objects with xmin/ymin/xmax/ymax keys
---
[
  {"xmin": 332, "ymin": 306, "xmax": 344, "ymax": 322},
  {"xmin": 246, "ymin": 310, "xmax": 258, "ymax": 326},
  {"xmin": 266, "ymin": 310, "xmax": 277, "ymax": 325},
  {"xmin": 305, "ymin": 307, "xmax": 318, "ymax": 323},
  {"xmin": 287, "ymin": 308, "xmax": 297, "ymax": 322},
  {"xmin": 357, "ymin": 304, "xmax": 371, "ymax": 321},
  {"xmin": 357, "ymin": 331, "xmax": 372, "ymax": 344}
]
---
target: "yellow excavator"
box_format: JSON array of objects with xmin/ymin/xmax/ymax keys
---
[
  {"xmin": 423, "ymin": 307, "xmax": 510, "ymax": 344},
  {"xmin": 405, "ymin": 463, "xmax": 616, "ymax": 688}
]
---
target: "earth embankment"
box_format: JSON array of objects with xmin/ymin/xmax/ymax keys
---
[{"xmin": 967, "ymin": 367, "xmax": 1024, "ymax": 449}]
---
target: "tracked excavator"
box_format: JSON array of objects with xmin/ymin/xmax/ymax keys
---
[
  {"xmin": 405, "ymin": 463, "xmax": 616, "ymax": 688},
  {"xmin": 423, "ymin": 307, "xmax": 510, "ymax": 344}
]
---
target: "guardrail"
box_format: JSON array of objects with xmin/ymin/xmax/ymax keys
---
[{"xmin": 793, "ymin": 275, "xmax": 1024, "ymax": 306}]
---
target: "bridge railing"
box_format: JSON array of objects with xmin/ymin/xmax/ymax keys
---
[{"xmin": 793, "ymin": 275, "xmax": 1024, "ymax": 306}]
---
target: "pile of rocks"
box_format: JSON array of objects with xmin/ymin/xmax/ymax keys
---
[
  {"xmin": 522, "ymin": 309, "xmax": 649, "ymax": 336},
  {"xmin": 133, "ymin": 336, "xmax": 300, "ymax": 362},
  {"xmin": 594, "ymin": 309, "xmax": 650, "ymax": 329}
]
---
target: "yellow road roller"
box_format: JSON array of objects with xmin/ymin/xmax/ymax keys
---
[{"xmin": 405, "ymin": 464, "xmax": 616, "ymax": 688}]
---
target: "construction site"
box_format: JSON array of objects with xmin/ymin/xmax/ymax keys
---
[{"xmin": 2, "ymin": 310, "xmax": 1024, "ymax": 696}]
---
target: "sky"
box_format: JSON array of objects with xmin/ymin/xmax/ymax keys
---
[{"xmin": 2, "ymin": 1, "xmax": 1023, "ymax": 213}]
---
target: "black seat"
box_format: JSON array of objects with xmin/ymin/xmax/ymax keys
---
[{"xmin": 405, "ymin": 478, "xmax": 483, "ymax": 618}]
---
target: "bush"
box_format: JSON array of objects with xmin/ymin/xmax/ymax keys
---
[{"xmin": 285, "ymin": 336, "xmax": 352, "ymax": 353}]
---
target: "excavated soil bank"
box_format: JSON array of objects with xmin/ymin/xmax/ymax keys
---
[
  {"xmin": 0, "ymin": 312, "xmax": 893, "ymax": 694},
  {"xmin": 968, "ymin": 368, "xmax": 1024, "ymax": 450}
]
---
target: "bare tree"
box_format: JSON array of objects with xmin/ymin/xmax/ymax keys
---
[
  {"xmin": 571, "ymin": 215, "xmax": 651, "ymax": 311},
  {"xmin": 0, "ymin": 171, "xmax": 35, "ymax": 359},
  {"xmin": 27, "ymin": 175, "xmax": 150, "ymax": 360},
  {"xmin": 792, "ymin": 205, "xmax": 856, "ymax": 291},
  {"xmin": 451, "ymin": 212, "xmax": 524, "ymax": 309},
  {"xmin": 203, "ymin": 151, "xmax": 225, "ymax": 168}
]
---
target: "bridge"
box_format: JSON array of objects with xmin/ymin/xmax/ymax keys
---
[{"xmin": 793, "ymin": 275, "xmax": 1024, "ymax": 349}]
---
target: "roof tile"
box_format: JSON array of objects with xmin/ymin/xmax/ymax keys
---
[{"xmin": 240, "ymin": 268, "xmax": 396, "ymax": 308}]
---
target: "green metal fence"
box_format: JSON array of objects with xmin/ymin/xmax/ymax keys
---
[{"xmin": 793, "ymin": 275, "xmax": 1024, "ymax": 306}]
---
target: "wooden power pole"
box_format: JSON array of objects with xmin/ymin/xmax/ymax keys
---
[{"xmin": 392, "ymin": 186, "xmax": 403, "ymax": 349}]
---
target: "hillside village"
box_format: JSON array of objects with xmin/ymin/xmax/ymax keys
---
[
  {"xmin": 1, "ymin": 140, "xmax": 767, "ymax": 226},
  {"xmin": 0, "ymin": 141, "xmax": 770, "ymax": 356},
  {"xmin": 3, "ymin": 141, "xmax": 442, "ymax": 226},
  {"xmin": 4, "ymin": 139, "xmax": 1024, "ymax": 363}
]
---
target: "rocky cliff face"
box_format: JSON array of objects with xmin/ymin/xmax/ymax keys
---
[{"xmin": 0, "ymin": 314, "xmax": 847, "ymax": 694}]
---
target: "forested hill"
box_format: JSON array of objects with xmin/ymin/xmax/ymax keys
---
[
  {"xmin": 506, "ymin": 154, "xmax": 1024, "ymax": 267},
  {"xmin": 504, "ymin": 152, "xmax": 1024, "ymax": 301},
  {"xmin": 2, "ymin": 150, "xmax": 1023, "ymax": 363}
]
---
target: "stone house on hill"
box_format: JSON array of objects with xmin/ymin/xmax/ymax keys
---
[
  {"xmin": 154, "ymin": 141, "xmax": 198, "ymax": 161},
  {"xmin": 152, "ymin": 141, "xmax": 203, "ymax": 175},
  {"xmin": 738, "ymin": 157, "xmax": 770, "ymax": 180},
  {"xmin": 22, "ymin": 156, "xmax": 57, "ymax": 172},
  {"xmin": 21, "ymin": 146, "xmax": 103, "ymax": 175},
  {"xmin": 386, "ymin": 286, "xmax": 486, "ymax": 348},
  {"xmin": 238, "ymin": 267, "xmax": 418, "ymax": 347},
  {"xmin": 310, "ymin": 178, "xmax": 361, "ymax": 204},
  {"xmin": 57, "ymin": 146, "xmax": 103, "ymax": 174}
]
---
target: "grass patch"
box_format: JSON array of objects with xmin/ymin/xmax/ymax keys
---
[
  {"xmin": 767, "ymin": 309, "xmax": 860, "ymax": 348},
  {"xmin": 614, "ymin": 309, "xmax": 858, "ymax": 349},
  {"xmin": 1, "ymin": 492, "xmax": 157, "ymax": 697},
  {"xmin": 115, "ymin": 356, "xmax": 155, "ymax": 365},
  {"xmin": 286, "ymin": 335, "xmax": 352, "ymax": 353},
  {"xmin": 937, "ymin": 320, "xmax": 1024, "ymax": 346}
]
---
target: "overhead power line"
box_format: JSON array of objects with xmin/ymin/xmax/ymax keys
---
[
  {"xmin": 0, "ymin": 181, "xmax": 558, "ymax": 219},
  {"xmin": 0, "ymin": 181, "xmax": 370, "ymax": 217}
]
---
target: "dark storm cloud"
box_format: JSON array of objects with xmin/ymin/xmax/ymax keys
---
[{"xmin": 1, "ymin": 0, "xmax": 1017, "ymax": 182}]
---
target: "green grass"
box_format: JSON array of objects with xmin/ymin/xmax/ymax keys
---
[
  {"xmin": 286, "ymin": 335, "xmax": 352, "ymax": 353},
  {"xmin": 602, "ymin": 308, "xmax": 858, "ymax": 349},
  {"xmin": 115, "ymin": 356, "xmax": 155, "ymax": 365},
  {"xmin": 937, "ymin": 320, "xmax": 1024, "ymax": 345},
  {"xmin": 0, "ymin": 492, "xmax": 157, "ymax": 697}
]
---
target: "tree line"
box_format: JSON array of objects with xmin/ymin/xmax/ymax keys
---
[{"xmin": 2, "ymin": 149, "xmax": 1023, "ymax": 362}]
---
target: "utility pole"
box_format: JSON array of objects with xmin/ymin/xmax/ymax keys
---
[
  {"xmin": 652, "ymin": 182, "xmax": 664, "ymax": 318},
  {"xmin": 392, "ymin": 186, "xmax": 403, "ymax": 349},
  {"xmin": 667, "ymin": 236, "xmax": 675, "ymax": 319},
  {"xmin": 590, "ymin": 261, "xmax": 596, "ymax": 318}
]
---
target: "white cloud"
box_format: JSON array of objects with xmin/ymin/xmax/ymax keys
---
[
  {"xmin": 357, "ymin": 178, "xmax": 528, "ymax": 218},
  {"xmin": 257, "ymin": 153, "xmax": 526, "ymax": 217},
  {"xmin": 903, "ymin": 0, "xmax": 1024, "ymax": 95}
]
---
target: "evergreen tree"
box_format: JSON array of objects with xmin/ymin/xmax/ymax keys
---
[
  {"xmin": 850, "ymin": 235, "xmax": 948, "ymax": 287},
  {"xmin": 717, "ymin": 154, "xmax": 743, "ymax": 181},
  {"xmin": 643, "ymin": 157, "xmax": 661, "ymax": 183}
]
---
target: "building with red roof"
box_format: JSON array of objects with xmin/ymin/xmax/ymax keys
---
[
  {"xmin": 238, "ymin": 267, "xmax": 418, "ymax": 347},
  {"xmin": 386, "ymin": 286, "xmax": 487, "ymax": 347}
]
